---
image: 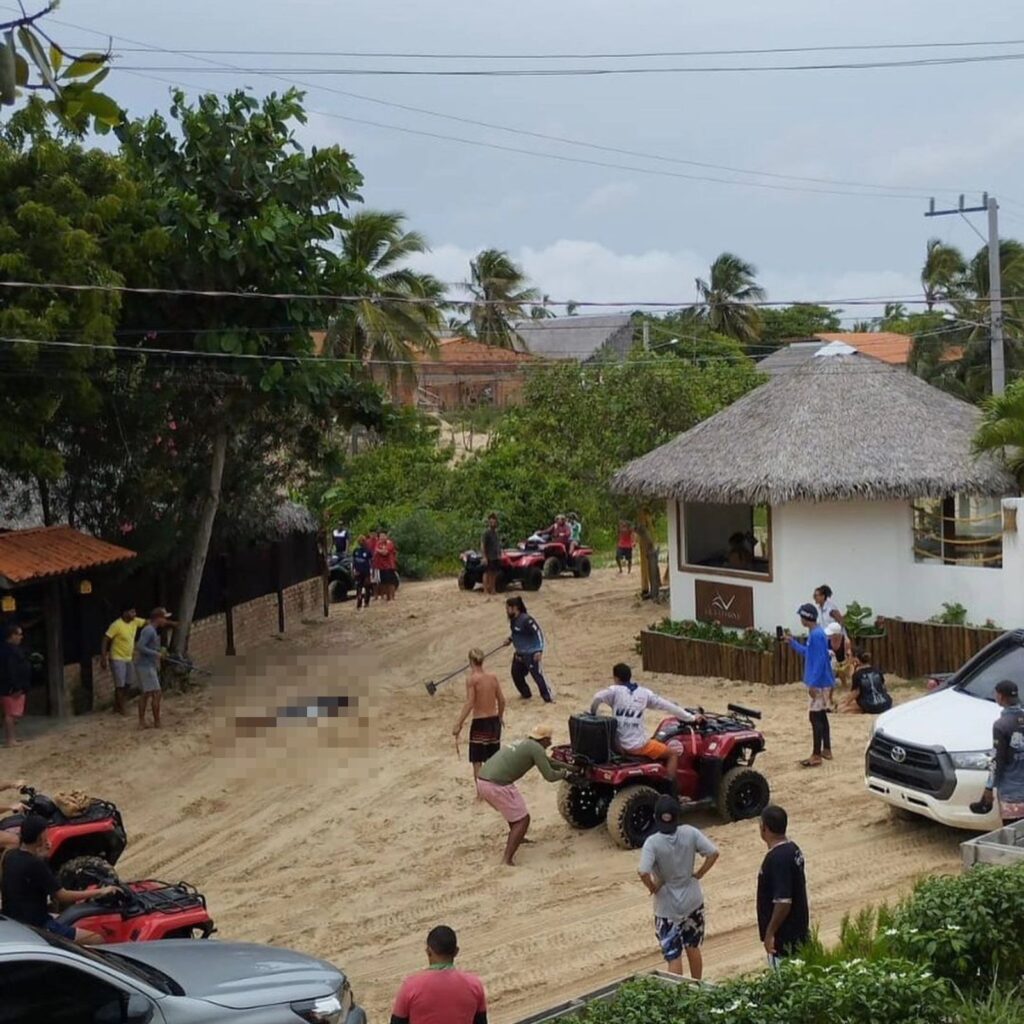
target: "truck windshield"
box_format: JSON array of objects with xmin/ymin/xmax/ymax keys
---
[{"xmin": 957, "ymin": 645, "xmax": 1024, "ymax": 701}]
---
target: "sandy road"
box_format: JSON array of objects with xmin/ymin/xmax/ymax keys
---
[{"xmin": 0, "ymin": 570, "xmax": 964, "ymax": 1022}]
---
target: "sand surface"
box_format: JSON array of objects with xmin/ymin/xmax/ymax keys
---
[{"xmin": 2, "ymin": 570, "xmax": 965, "ymax": 1022}]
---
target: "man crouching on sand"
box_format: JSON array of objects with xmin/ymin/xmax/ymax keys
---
[{"xmin": 476, "ymin": 724, "xmax": 568, "ymax": 866}]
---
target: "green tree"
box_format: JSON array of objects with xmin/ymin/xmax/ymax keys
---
[
  {"xmin": 758, "ymin": 304, "xmax": 842, "ymax": 349},
  {"xmin": 691, "ymin": 252, "xmax": 767, "ymax": 346},
  {"xmin": 921, "ymin": 237, "xmax": 966, "ymax": 311},
  {"xmin": 324, "ymin": 209, "xmax": 445, "ymax": 374},
  {"xmin": 972, "ymin": 378, "xmax": 1024, "ymax": 485},
  {"xmin": 464, "ymin": 248, "xmax": 539, "ymax": 349},
  {"xmin": 118, "ymin": 89, "xmax": 386, "ymax": 652},
  {"xmin": 1, "ymin": 3, "xmax": 121, "ymax": 131}
]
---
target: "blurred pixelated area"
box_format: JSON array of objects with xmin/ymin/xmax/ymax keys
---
[{"xmin": 210, "ymin": 651, "xmax": 376, "ymax": 775}]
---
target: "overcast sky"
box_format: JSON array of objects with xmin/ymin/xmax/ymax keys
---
[{"xmin": 60, "ymin": 0, "xmax": 1024, "ymax": 319}]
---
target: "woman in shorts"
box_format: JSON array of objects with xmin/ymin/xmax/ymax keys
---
[{"xmin": 0, "ymin": 623, "xmax": 31, "ymax": 747}]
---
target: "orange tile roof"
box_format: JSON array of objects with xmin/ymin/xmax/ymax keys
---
[
  {"xmin": 0, "ymin": 526, "xmax": 136, "ymax": 586},
  {"xmin": 425, "ymin": 337, "xmax": 535, "ymax": 365},
  {"xmin": 814, "ymin": 332, "xmax": 913, "ymax": 365}
]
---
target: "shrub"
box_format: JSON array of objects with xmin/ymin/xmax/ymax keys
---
[
  {"xmin": 648, "ymin": 617, "xmax": 777, "ymax": 653},
  {"xmin": 843, "ymin": 600, "xmax": 884, "ymax": 639},
  {"xmin": 385, "ymin": 507, "xmax": 478, "ymax": 580},
  {"xmin": 929, "ymin": 601, "xmax": 969, "ymax": 626}
]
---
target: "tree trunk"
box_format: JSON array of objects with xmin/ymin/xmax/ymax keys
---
[
  {"xmin": 172, "ymin": 427, "xmax": 229, "ymax": 656},
  {"xmin": 635, "ymin": 508, "xmax": 660, "ymax": 602},
  {"xmin": 37, "ymin": 476, "xmax": 52, "ymax": 526}
]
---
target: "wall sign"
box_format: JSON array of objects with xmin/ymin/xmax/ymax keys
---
[{"xmin": 694, "ymin": 579, "xmax": 755, "ymax": 630}]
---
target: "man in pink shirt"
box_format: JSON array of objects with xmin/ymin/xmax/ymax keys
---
[{"xmin": 391, "ymin": 926, "xmax": 488, "ymax": 1024}]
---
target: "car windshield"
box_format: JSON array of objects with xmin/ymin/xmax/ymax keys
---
[
  {"xmin": 957, "ymin": 643, "xmax": 1024, "ymax": 701},
  {"xmin": 35, "ymin": 930, "xmax": 180, "ymax": 995}
]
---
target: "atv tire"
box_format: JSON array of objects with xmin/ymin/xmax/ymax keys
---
[
  {"xmin": 494, "ymin": 572, "xmax": 509, "ymax": 593},
  {"xmin": 522, "ymin": 567, "xmax": 544, "ymax": 592},
  {"xmin": 572, "ymin": 556, "xmax": 592, "ymax": 579},
  {"xmin": 57, "ymin": 855, "xmax": 120, "ymax": 890},
  {"xmin": 606, "ymin": 784, "xmax": 661, "ymax": 849},
  {"xmin": 542, "ymin": 556, "xmax": 562, "ymax": 579},
  {"xmin": 330, "ymin": 579, "xmax": 350, "ymax": 603},
  {"xmin": 717, "ymin": 766, "xmax": 770, "ymax": 822},
  {"xmin": 458, "ymin": 571, "xmax": 474, "ymax": 591},
  {"xmin": 557, "ymin": 781, "xmax": 608, "ymax": 830}
]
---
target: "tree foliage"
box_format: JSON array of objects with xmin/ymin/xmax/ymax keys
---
[
  {"xmin": 691, "ymin": 251, "xmax": 766, "ymax": 346},
  {"xmin": 973, "ymin": 378, "xmax": 1024, "ymax": 485},
  {"xmin": 463, "ymin": 248, "xmax": 539, "ymax": 349}
]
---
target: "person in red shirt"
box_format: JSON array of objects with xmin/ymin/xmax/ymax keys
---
[
  {"xmin": 391, "ymin": 925, "xmax": 488, "ymax": 1024},
  {"xmin": 544, "ymin": 514, "xmax": 573, "ymax": 551},
  {"xmin": 616, "ymin": 519, "xmax": 636, "ymax": 574},
  {"xmin": 372, "ymin": 528, "xmax": 400, "ymax": 602}
]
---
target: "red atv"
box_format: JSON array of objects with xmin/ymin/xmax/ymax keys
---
[
  {"xmin": 56, "ymin": 879, "xmax": 216, "ymax": 942},
  {"xmin": 0, "ymin": 787, "xmax": 127, "ymax": 888},
  {"xmin": 522, "ymin": 531, "xmax": 594, "ymax": 580},
  {"xmin": 458, "ymin": 547, "xmax": 546, "ymax": 592},
  {"xmin": 551, "ymin": 704, "xmax": 770, "ymax": 849}
]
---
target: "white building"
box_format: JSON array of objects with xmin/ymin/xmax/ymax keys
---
[{"xmin": 613, "ymin": 349, "xmax": 1023, "ymax": 631}]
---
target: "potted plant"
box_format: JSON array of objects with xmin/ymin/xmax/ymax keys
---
[{"xmin": 844, "ymin": 600, "xmax": 886, "ymax": 640}]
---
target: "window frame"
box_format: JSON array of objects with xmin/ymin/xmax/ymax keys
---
[{"xmin": 676, "ymin": 501, "xmax": 774, "ymax": 583}]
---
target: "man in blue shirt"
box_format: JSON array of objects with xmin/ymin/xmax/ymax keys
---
[
  {"xmin": 502, "ymin": 597, "xmax": 553, "ymax": 703},
  {"xmin": 786, "ymin": 603, "xmax": 834, "ymax": 768}
]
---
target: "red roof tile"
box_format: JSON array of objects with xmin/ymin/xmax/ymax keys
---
[
  {"xmin": 814, "ymin": 332, "xmax": 913, "ymax": 365},
  {"xmin": 425, "ymin": 338, "xmax": 535, "ymax": 365},
  {"xmin": 0, "ymin": 526, "xmax": 136, "ymax": 586}
]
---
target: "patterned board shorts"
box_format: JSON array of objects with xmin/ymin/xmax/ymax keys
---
[{"xmin": 655, "ymin": 905, "xmax": 706, "ymax": 961}]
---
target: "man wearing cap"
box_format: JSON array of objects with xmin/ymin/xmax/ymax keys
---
[
  {"xmin": 970, "ymin": 680, "xmax": 1024, "ymax": 824},
  {"xmin": 476, "ymin": 724, "xmax": 569, "ymax": 866},
  {"xmin": 135, "ymin": 608, "xmax": 172, "ymax": 730},
  {"xmin": 638, "ymin": 795, "xmax": 719, "ymax": 979},
  {"xmin": 785, "ymin": 604, "xmax": 834, "ymax": 768}
]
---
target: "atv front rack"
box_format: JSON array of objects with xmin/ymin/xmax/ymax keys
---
[{"xmin": 128, "ymin": 881, "xmax": 207, "ymax": 916}]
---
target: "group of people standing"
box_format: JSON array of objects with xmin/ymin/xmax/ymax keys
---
[
  {"xmin": 350, "ymin": 528, "xmax": 400, "ymax": 607},
  {"xmin": 787, "ymin": 584, "xmax": 892, "ymax": 769}
]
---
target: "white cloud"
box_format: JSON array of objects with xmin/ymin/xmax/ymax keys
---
[{"xmin": 578, "ymin": 182, "xmax": 639, "ymax": 214}]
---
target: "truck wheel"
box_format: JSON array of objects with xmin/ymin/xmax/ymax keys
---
[
  {"xmin": 717, "ymin": 767, "xmax": 770, "ymax": 822},
  {"xmin": 57, "ymin": 855, "xmax": 120, "ymax": 890},
  {"xmin": 542, "ymin": 556, "xmax": 562, "ymax": 579},
  {"xmin": 557, "ymin": 782, "xmax": 609, "ymax": 830},
  {"xmin": 606, "ymin": 785, "xmax": 660, "ymax": 849},
  {"xmin": 523, "ymin": 567, "xmax": 543, "ymax": 591},
  {"xmin": 457, "ymin": 571, "xmax": 474, "ymax": 591},
  {"xmin": 572, "ymin": 556, "xmax": 592, "ymax": 579}
]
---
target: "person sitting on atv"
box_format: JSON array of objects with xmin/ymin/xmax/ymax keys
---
[
  {"xmin": 0, "ymin": 813, "xmax": 118, "ymax": 946},
  {"xmin": 590, "ymin": 664, "xmax": 703, "ymax": 795},
  {"xmin": 543, "ymin": 515, "xmax": 574, "ymax": 553}
]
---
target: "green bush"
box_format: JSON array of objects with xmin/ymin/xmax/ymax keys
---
[
  {"xmin": 648, "ymin": 617, "xmax": 777, "ymax": 653},
  {"xmin": 844, "ymin": 600, "xmax": 885, "ymax": 639},
  {"xmin": 929, "ymin": 601, "xmax": 969, "ymax": 626},
  {"xmin": 365, "ymin": 506, "xmax": 477, "ymax": 580}
]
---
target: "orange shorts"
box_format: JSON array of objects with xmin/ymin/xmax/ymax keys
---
[{"xmin": 627, "ymin": 739, "xmax": 670, "ymax": 760}]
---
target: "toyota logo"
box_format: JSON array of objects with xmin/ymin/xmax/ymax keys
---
[{"xmin": 890, "ymin": 745, "xmax": 907, "ymax": 764}]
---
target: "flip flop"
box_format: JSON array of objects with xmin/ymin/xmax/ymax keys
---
[
  {"xmin": 821, "ymin": 750, "xmax": 833, "ymax": 760},
  {"xmin": 799, "ymin": 759, "xmax": 822, "ymax": 768}
]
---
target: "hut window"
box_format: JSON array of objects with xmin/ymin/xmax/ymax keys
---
[
  {"xmin": 912, "ymin": 496, "xmax": 1003, "ymax": 568},
  {"xmin": 680, "ymin": 501, "xmax": 771, "ymax": 576}
]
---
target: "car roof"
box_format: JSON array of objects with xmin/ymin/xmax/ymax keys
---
[{"xmin": 0, "ymin": 917, "xmax": 52, "ymax": 947}]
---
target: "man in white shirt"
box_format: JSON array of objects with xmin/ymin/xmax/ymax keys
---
[{"xmin": 590, "ymin": 664, "xmax": 701, "ymax": 792}]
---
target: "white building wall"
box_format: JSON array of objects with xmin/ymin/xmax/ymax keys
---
[{"xmin": 667, "ymin": 496, "xmax": 1024, "ymax": 631}]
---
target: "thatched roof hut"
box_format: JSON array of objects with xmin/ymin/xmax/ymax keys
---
[{"xmin": 612, "ymin": 352, "xmax": 1016, "ymax": 505}]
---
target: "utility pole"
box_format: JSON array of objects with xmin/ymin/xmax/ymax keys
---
[
  {"xmin": 925, "ymin": 193, "xmax": 1005, "ymax": 395},
  {"xmin": 642, "ymin": 319, "xmax": 650, "ymax": 351}
]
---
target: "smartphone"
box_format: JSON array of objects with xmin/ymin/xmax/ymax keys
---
[{"xmin": 775, "ymin": 625, "xmax": 784, "ymax": 641}]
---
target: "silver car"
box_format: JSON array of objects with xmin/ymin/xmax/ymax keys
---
[{"xmin": 0, "ymin": 918, "xmax": 366, "ymax": 1023}]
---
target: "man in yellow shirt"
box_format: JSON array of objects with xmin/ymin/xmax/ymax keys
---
[{"xmin": 101, "ymin": 607, "xmax": 145, "ymax": 715}]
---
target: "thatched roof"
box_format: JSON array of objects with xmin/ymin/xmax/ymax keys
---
[{"xmin": 612, "ymin": 352, "xmax": 1016, "ymax": 505}]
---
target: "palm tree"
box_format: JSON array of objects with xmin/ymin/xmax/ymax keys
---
[
  {"xmin": 972, "ymin": 378, "xmax": 1024, "ymax": 485},
  {"xmin": 921, "ymin": 238, "xmax": 967, "ymax": 311},
  {"xmin": 529, "ymin": 294, "xmax": 556, "ymax": 320},
  {"xmin": 691, "ymin": 252, "xmax": 766, "ymax": 346},
  {"xmin": 464, "ymin": 248, "xmax": 540, "ymax": 349},
  {"xmin": 325, "ymin": 211, "xmax": 445, "ymax": 375}
]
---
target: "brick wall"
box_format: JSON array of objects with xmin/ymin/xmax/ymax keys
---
[{"xmin": 75, "ymin": 575, "xmax": 326, "ymax": 712}]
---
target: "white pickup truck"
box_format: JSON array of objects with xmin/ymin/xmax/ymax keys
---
[{"xmin": 865, "ymin": 629, "xmax": 1024, "ymax": 830}]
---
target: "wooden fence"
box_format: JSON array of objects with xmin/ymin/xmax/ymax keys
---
[{"xmin": 640, "ymin": 616, "xmax": 1004, "ymax": 685}]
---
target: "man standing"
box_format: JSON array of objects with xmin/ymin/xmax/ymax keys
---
[
  {"xmin": 476, "ymin": 724, "xmax": 569, "ymax": 866},
  {"xmin": 0, "ymin": 623, "xmax": 31, "ymax": 748},
  {"xmin": 481, "ymin": 513, "xmax": 502, "ymax": 597},
  {"xmin": 616, "ymin": 520, "xmax": 635, "ymax": 574},
  {"xmin": 373, "ymin": 529, "xmax": 400, "ymax": 603},
  {"xmin": 352, "ymin": 535, "xmax": 374, "ymax": 610},
  {"xmin": 757, "ymin": 805, "xmax": 810, "ymax": 963},
  {"xmin": 391, "ymin": 925, "xmax": 487, "ymax": 1024},
  {"xmin": 638, "ymin": 794, "xmax": 719, "ymax": 979},
  {"xmin": 503, "ymin": 597, "xmax": 553, "ymax": 703},
  {"xmin": 590, "ymin": 664, "xmax": 700, "ymax": 794},
  {"xmin": 1, "ymin": 813, "xmax": 118, "ymax": 945},
  {"xmin": 970, "ymin": 680, "xmax": 1024, "ymax": 824},
  {"xmin": 100, "ymin": 606, "xmax": 146, "ymax": 716},
  {"xmin": 453, "ymin": 649, "xmax": 506, "ymax": 783},
  {"xmin": 135, "ymin": 608, "xmax": 171, "ymax": 730},
  {"xmin": 786, "ymin": 604, "xmax": 834, "ymax": 768}
]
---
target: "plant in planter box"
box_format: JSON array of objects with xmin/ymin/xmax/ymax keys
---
[{"xmin": 844, "ymin": 600, "xmax": 885, "ymax": 640}]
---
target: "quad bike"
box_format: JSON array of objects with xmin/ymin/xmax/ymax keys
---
[
  {"xmin": 550, "ymin": 704, "xmax": 770, "ymax": 849},
  {"xmin": 56, "ymin": 878, "xmax": 216, "ymax": 942},
  {"xmin": 0, "ymin": 786, "xmax": 127, "ymax": 889},
  {"xmin": 458, "ymin": 548, "xmax": 545, "ymax": 592},
  {"xmin": 328, "ymin": 552, "xmax": 354, "ymax": 602},
  {"xmin": 521, "ymin": 531, "xmax": 594, "ymax": 580}
]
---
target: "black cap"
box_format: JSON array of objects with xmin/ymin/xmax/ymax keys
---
[
  {"xmin": 797, "ymin": 603, "xmax": 818, "ymax": 623},
  {"xmin": 654, "ymin": 794, "xmax": 680, "ymax": 834},
  {"xmin": 995, "ymin": 680, "xmax": 1019, "ymax": 701}
]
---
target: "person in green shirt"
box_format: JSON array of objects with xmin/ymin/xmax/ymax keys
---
[{"xmin": 476, "ymin": 723, "xmax": 568, "ymax": 866}]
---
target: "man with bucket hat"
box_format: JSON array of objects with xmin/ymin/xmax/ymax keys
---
[
  {"xmin": 476, "ymin": 723, "xmax": 569, "ymax": 866},
  {"xmin": 638, "ymin": 794, "xmax": 719, "ymax": 979}
]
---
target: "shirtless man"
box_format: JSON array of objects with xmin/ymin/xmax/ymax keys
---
[{"xmin": 453, "ymin": 649, "xmax": 506, "ymax": 783}]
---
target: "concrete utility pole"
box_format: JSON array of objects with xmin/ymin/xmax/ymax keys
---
[
  {"xmin": 642, "ymin": 319, "xmax": 650, "ymax": 351},
  {"xmin": 925, "ymin": 193, "xmax": 1005, "ymax": 395}
]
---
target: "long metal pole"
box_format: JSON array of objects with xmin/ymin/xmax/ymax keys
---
[{"xmin": 987, "ymin": 196, "xmax": 1006, "ymax": 396}]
